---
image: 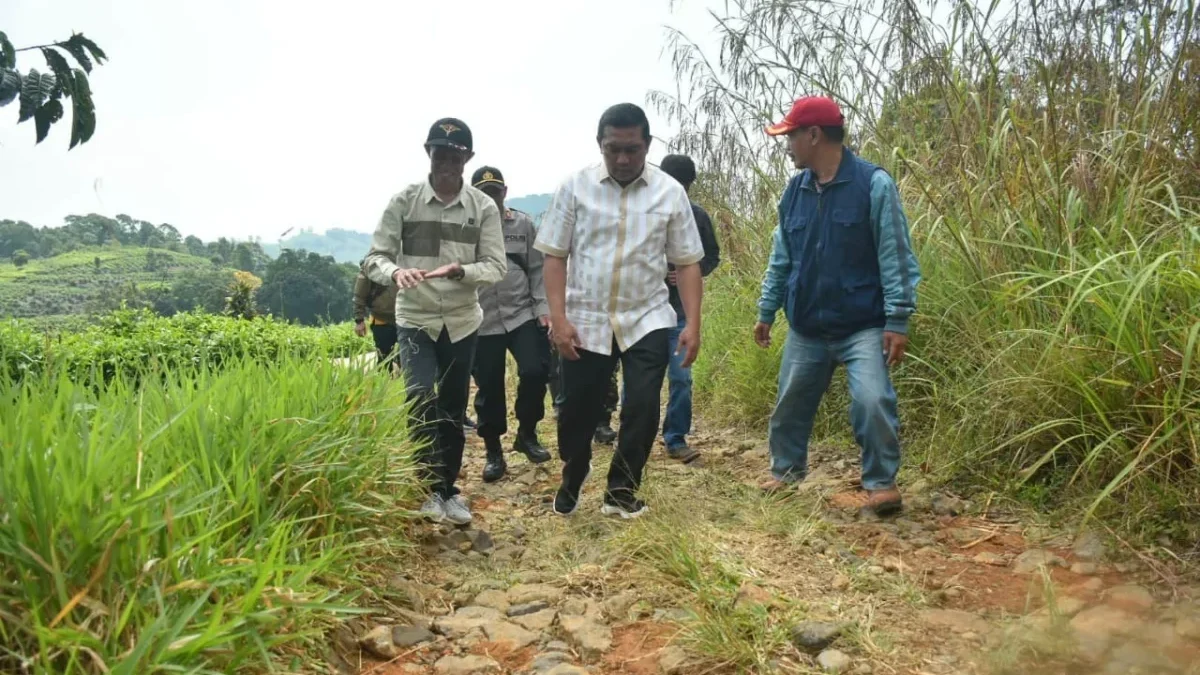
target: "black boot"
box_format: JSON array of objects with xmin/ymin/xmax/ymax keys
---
[
  {"xmin": 482, "ymin": 437, "xmax": 506, "ymax": 483},
  {"xmin": 594, "ymin": 421, "xmax": 617, "ymax": 446},
  {"xmin": 514, "ymin": 427, "xmax": 551, "ymax": 464}
]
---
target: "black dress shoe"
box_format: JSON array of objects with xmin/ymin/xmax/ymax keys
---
[
  {"xmin": 593, "ymin": 423, "xmax": 616, "ymax": 445},
  {"xmin": 481, "ymin": 437, "xmax": 506, "ymax": 483}
]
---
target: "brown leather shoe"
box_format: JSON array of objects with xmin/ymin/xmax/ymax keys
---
[{"xmin": 861, "ymin": 487, "xmax": 903, "ymax": 517}]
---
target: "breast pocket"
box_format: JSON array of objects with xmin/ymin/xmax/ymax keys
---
[
  {"xmin": 832, "ymin": 207, "xmax": 874, "ymax": 275},
  {"xmin": 784, "ymin": 214, "xmax": 809, "ymax": 255},
  {"xmin": 401, "ymin": 220, "xmax": 441, "ymax": 258}
]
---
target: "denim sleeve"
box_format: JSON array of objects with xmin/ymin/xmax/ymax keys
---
[
  {"xmin": 756, "ymin": 177, "xmax": 797, "ymax": 325},
  {"xmin": 870, "ymin": 170, "xmax": 922, "ymax": 334}
]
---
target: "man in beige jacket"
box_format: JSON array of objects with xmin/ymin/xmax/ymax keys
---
[{"xmin": 363, "ymin": 117, "xmax": 506, "ymax": 525}]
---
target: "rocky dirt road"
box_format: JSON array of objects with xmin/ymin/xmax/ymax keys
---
[{"xmin": 325, "ymin": 403, "xmax": 1200, "ymax": 675}]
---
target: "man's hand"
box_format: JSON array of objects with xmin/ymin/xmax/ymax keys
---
[
  {"xmin": 538, "ymin": 315, "xmax": 550, "ymax": 328},
  {"xmin": 550, "ymin": 316, "xmax": 582, "ymax": 361},
  {"xmin": 676, "ymin": 323, "xmax": 701, "ymax": 368},
  {"xmin": 883, "ymin": 331, "xmax": 908, "ymax": 367},
  {"xmin": 424, "ymin": 262, "xmax": 464, "ymax": 280},
  {"xmin": 666, "ymin": 270, "xmax": 678, "ymax": 286},
  {"xmin": 392, "ymin": 268, "xmax": 425, "ymax": 289},
  {"xmin": 754, "ymin": 322, "xmax": 772, "ymax": 349},
  {"xmin": 354, "ymin": 321, "xmax": 367, "ymax": 337}
]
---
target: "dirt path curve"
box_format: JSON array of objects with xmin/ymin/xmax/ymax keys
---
[{"xmin": 330, "ymin": 410, "xmax": 1200, "ymax": 675}]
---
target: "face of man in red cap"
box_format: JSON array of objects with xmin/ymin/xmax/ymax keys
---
[{"xmin": 765, "ymin": 96, "xmax": 846, "ymax": 170}]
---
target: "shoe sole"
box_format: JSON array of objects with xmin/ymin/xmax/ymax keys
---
[
  {"xmin": 552, "ymin": 463, "xmax": 592, "ymax": 516},
  {"xmin": 444, "ymin": 512, "xmax": 472, "ymax": 525},
  {"xmin": 600, "ymin": 503, "xmax": 649, "ymax": 519}
]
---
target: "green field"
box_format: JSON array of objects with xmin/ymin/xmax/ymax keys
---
[{"xmin": 0, "ymin": 246, "xmax": 231, "ymax": 323}]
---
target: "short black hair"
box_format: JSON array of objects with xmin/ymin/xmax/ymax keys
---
[
  {"xmin": 660, "ymin": 154, "xmax": 697, "ymax": 189},
  {"xmin": 597, "ymin": 103, "xmax": 651, "ymax": 143},
  {"xmin": 820, "ymin": 125, "xmax": 846, "ymax": 144}
]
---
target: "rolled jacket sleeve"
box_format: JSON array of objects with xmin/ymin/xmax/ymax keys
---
[
  {"xmin": 870, "ymin": 171, "xmax": 921, "ymax": 334},
  {"xmin": 364, "ymin": 196, "xmax": 405, "ymax": 287}
]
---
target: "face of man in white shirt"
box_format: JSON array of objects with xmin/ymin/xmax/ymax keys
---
[{"xmin": 598, "ymin": 125, "xmax": 649, "ymax": 185}]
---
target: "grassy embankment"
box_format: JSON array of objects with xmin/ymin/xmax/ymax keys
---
[{"xmin": 0, "ymin": 311, "xmax": 420, "ymax": 674}]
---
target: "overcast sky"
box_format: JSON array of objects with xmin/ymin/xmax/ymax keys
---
[{"xmin": 1, "ymin": 1, "xmax": 726, "ymax": 242}]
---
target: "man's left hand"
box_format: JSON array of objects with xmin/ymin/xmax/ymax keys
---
[
  {"xmin": 666, "ymin": 270, "xmax": 678, "ymax": 286},
  {"xmin": 425, "ymin": 262, "xmax": 464, "ymax": 280},
  {"xmin": 538, "ymin": 315, "xmax": 550, "ymax": 328},
  {"xmin": 676, "ymin": 323, "xmax": 701, "ymax": 368},
  {"xmin": 883, "ymin": 331, "xmax": 908, "ymax": 367}
]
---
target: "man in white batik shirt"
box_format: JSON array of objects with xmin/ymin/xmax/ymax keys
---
[{"xmin": 534, "ymin": 102, "xmax": 706, "ymax": 519}]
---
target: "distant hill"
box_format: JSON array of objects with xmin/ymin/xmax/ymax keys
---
[
  {"xmin": 260, "ymin": 193, "xmax": 555, "ymax": 263},
  {"xmin": 0, "ymin": 246, "xmax": 235, "ymax": 328}
]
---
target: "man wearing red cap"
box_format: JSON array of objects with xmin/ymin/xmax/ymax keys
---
[{"xmin": 754, "ymin": 96, "xmax": 922, "ymax": 517}]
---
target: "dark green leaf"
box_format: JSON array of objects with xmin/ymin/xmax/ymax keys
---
[
  {"xmin": 62, "ymin": 41, "xmax": 92, "ymax": 73},
  {"xmin": 0, "ymin": 69, "xmax": 19, "ymax": 107},
  {"xmin": 0, "ymin": 31, "xmax": 14, "ymax": 69},
  {"xmin": 69, "ymin": 68, "xmax": 96, "ymax": 149},
  {"xmin": 42, "ymin": 48, "xmax": 75, "ymax": 99},
  {"xmin": 34, "ymin": 99, "xmax": 64, "ymax": 144},
  {"xmin": 18, "ymin": 68, "xmax": 43, "ymax": 122},
  {"xmin": 71, "ymin": 33, "xmax": 108, "ymax": 64}
]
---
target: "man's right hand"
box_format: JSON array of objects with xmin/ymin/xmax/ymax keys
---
[
  {"xmin": 550, "ymin": 316, "xmax": 583, "ymax": 361},
  {"xmin": 392, "ymin": 268, "xmax": 425, "ymax": 289},
  {"xmin": 753, "ymin": 322, "xmax": 772, "ymax": 349},
  {"xmin": 354, "ymin": 321, "xmax": 367, "ymax": 337}
]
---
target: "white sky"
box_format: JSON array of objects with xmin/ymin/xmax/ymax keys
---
[{"xmin": 0, "ymin": 0, "xmax": 726, "ymax": 242}]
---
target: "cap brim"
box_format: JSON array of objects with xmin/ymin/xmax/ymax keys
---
[
  {"xmin": 426, "ymin": 138, "xmax": 469, "ymax": 152},
  {"xmin": 764, "ymin": 121, "xmax": 797, "ymax": 136},
  {"xmin": 473, "ymin": 180, "xmax": 505, "ymax": 190}
]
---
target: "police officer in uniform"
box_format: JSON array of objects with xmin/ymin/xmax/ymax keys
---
[{"xmin": 470, "ymin": 166, "xmax": 554, "ymax": 481}]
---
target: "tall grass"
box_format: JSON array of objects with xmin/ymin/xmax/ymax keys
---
[
  {"xmin": 0, "ymin": 354, "xmax": 420, "ymax": 673},
  {"xmin": 657, "ymin": 0, "xmax": 1199, "ymax": 543}
]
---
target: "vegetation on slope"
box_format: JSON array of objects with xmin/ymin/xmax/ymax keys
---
[
  {"xmin": 653, "ymin": 0, "xmax": 1199, "ymax": 544},
  {"xmin": 0, "ymin": 313, "xmax": 414, "ymax": 674}
]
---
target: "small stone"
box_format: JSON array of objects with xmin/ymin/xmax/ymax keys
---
[
  {"xmin": 809, "ymin": 538, "xmax": 830, "ymax": 552},
  {"xmin": 882, "ymin": 557, "xmax": 908, "ymax": 573},
  {"xmin": 543, "ymin": 666, "xmax": 589, "ymax": 675},
  {"xmin": 529, "ymin": 652, "xmax": 571, "ymax": 672},
  {"xmin": 1074, "ymin": 577, "xmax": 1105, "ymax": 593},
  {"xmin": 483, "ymin": 620, "xmax": 539, "ymax": 649},
  {"xmin": 507, "ymin": 583, "xmax": 565, "ymax": 606},
  {"xmin": 510, "ymin": 525, "xmax": 527, "ymax": 539},
  {"xmin": 1176, "ymin": 616, "xmax": 1200, "ymax": 640},
  {"xmin": 1013, "ymin": 549, "xmax": 1067, "ymax": 574},
  {"xmin": 508, "ymin": 600, "xmax": 550, "ymax": 617},
  {"xmin": 433, "ymin": 654, "xmax": 501, "ymax": 674},
  {"xmin": 791, "ymin": 621, "xmax": 841, "ymax": 653},
  {"xmin": 973, "ymin": 552, "xmax": 1007, "ymax": 566},
  {"xmin": 473, "ymin": 589, "xmax": 510, "ymax": 613},
  {"xmin": 560, "ymin": 615, "xmax": 612, "ymax": 657},
  {"xmin": 1034, "ymin": 596, "xmax": 1087, "ymax": 618},
  {"xmin": 359, "ymin": 625, "xmax": 400, "ymax": 659},
  {"xmin": 1070, "ymin": 562, "xmax": 1101, "ymax": 575},
  {"xmin": 391, "ymin": 625, "xmax": 435, "ymax": 647},
  {"xmin": 734, "ymin": 582, "xmax": 775, "ymax": 609},
  {"xmin": 831, "ymin": 574, "xmax": 851, "ymax": 591},
  {"xmin": 658, "ymin": 645, "xmax": 690, "ymax": 673},
  {"xmin": 947, "ymin": 528, "xmax": 981, "ymax": 545},
  {"xmin": 866, "ymin": 565, "xmax": 885, "ymax": 575},
  {"xmin": 470, "ymin": 530, "xmax": 495, "ymax": 553},
  {"xmin": 915, "ymin": 546, "xmax": 939, "ymax": 557},
  {"xmin": 918, "ymin": 609, "xmax": 989, "ymax": 633},
  {"xmin": 512, "ymin": 609, "xmax": 558, "ymax": 632},
  {"xmin": 602, "ymin": 591, "xmax": 639, "ymax": 620},
  {"xmin": 433, "ymin": 606, "xmax": 505, "ymax": 638},
  {"xmin": 817, "ymin": 649, "xmax": 852, "ymax": 672},
  {"xmin": 852, "ymin": 664, "xmax": 873, "ymax": 675},
  {"xmin": 1072, "ymin": 530, "xmax": 1107, "ymax": 562},
  {"xmin": 1105, "ymin": 585, "xmax": 1154, "ymax": 614},
  {"xmin": 545, "ymin": 640, "xmax": 571, "ymax": 652},
  {"xmin": 961, "ymin": 631, "xmax": 979, "ymax": 641},
  {"xmin": 931, "ymin": 493, "xmax": 968, "ymax": 516}
]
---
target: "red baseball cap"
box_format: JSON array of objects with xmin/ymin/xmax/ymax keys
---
[{"xmin": 765, "ymin": 96, "xmax": 845, "ymax": 136}]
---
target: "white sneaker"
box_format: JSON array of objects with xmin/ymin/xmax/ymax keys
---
[
  {"xmin": 443, "ymin": 494, "xmax": 473, "ymax": 525},
  {"xmin": 419, "ymin": 494, "xmax": 446, "ymax": 523}
]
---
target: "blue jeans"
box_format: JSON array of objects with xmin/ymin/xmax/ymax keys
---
[
  {"xmin": 663, "ymin": 315, "xmax": 692, "ymax": 449},
  {"xmin": 768, "ymin": 326, "xmax": 901, "ymax": 490}
]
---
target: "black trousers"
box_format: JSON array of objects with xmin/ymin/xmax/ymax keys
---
[
  {"xmin": 472, "ymin": 319, "xmax": 550, "ymax": 439},
  {"xmin": 557, "ymin": 329, "xmax": 669, "ymax": 499},
  {"xmin": 396, "ymin": 326, "xmax": 478, "ymax": 498},
  {"xmin": 370, "ymin": 321, "xmax": 398, "ymax": 371},
  {"xmin": 550, "ymin": 350, "xmax": 618, "ymax": 419}
]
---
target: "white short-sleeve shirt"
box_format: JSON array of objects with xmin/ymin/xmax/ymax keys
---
[{"xmin": 534, "ymin": 162, "xmax": 705, "ymax": 356}]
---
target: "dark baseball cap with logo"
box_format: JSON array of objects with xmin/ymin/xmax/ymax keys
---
[
  {"xmin": 425, "ymin": 117, "xmax": 473, "ymax": 152},
  {"xmin": 471, "ymin": 166, "xmax": 505, "ymax": 191}
]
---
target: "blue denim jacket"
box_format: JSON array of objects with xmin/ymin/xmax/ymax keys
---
[{"xmin": 757, "ymin": 147, "xmax": 921, "ymax": 337}]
